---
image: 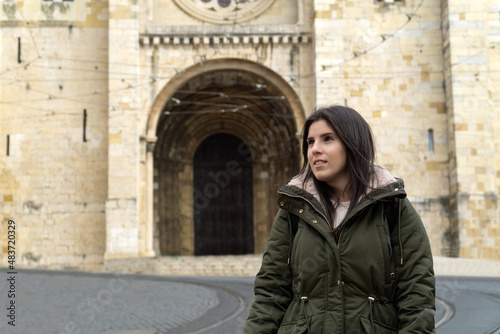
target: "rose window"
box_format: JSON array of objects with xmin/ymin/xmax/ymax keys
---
[{"xmin": 173, "ymin": 0, "xmax": 276, "ymax": 25}]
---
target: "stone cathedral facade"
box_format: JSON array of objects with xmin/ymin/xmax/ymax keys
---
[{"xmin": 1, "ymin": 0, "xmax": 499, "ymax": 271}]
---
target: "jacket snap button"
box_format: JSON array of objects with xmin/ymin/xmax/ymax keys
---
[
  {"xmin": 299, "ymin": 209, "xmax": 304, "ymax": 213},
  {"xmin": 342, "ymin": 281, "xmax": 345, "ymax": 286},
  {"xmin": 394, "ymin": 188, "xmax": 399, "ymax": 191},
  {"xmin": 312, "ymin": 220, "xmax": 317, "ymax": 224},
  {"xmin": 280, "ymin": 202, "xmax": 284, "ymax": 206}
]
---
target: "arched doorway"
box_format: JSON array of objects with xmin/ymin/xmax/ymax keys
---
[
  {"xmin": 148, "ymin": 59, "xmax": 304, "ymax": 256},
  {"xmin": 193, "ymin": 134, "xmax": 253, "ymax": 255}
]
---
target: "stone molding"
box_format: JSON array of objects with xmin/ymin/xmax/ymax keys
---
[{"xmin": 140, "ymin": 33, "xmax": 312, "ymax": 46}]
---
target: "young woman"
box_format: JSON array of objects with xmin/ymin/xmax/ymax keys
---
[{"xmin": 243, "ymin": 106, "xmax": 435, "ymax": 334}]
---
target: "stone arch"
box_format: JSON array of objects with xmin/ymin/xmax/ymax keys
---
[
  {"xmin": 147, "ymin": 58, "xmax": 305, "ymax": 139},
  {"xmin": 146, "ymin": 58, "xmax": 305, "ymax": 256}
]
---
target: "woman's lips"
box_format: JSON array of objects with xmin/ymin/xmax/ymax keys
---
[{"xmin": 313, "ymin": 160, "xmax": 327, "ymax": 168}]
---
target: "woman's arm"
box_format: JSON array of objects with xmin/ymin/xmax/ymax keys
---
[
  {"xmin": 394, "ymin": 198, "xmax": 436, "ymax": 334},
  {"xmin": 243, "ymin": 209, "xmax": 294, "ymax": 334}
]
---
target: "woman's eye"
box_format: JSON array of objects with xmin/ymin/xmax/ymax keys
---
[
  {"xmin": 307, "ymin": 140, "xmax": 314, "ymax": 145},
  {"xmin": 324, "ymin": 136, "xmax": 333, "ymax": 141}
]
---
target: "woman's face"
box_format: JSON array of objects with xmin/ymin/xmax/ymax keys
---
[{"xmin": 306, "ymin": 119, "xmax": 349, "ymax": 190}]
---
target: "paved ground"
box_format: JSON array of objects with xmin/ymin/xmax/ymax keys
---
[
  {"xmin": 0, "ymin": 269, "xmax": 226, "ymax": 334},
  {"xmin": 1, "ymin": 257, "xmax": 499, "ymax": 334},
  {"xmin": 436, "ymin": 277, "xmax": 500, "ymax": 334}
]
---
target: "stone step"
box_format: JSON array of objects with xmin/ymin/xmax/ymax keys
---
[{"xmin": 103, "ymin": 254, "xmax": 264, "ymax": 277}]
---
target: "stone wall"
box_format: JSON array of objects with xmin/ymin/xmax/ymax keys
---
[
  {"xmin": 0, "ymin": 0, "xmax": 109, "ymax": 270},
  {"xmin": 313, "ymin": 0, "xmax": 450, "ymax": 256},
  {"xmin": 442, "ymin": 0, "xmax": 500, "ymax": 259}
]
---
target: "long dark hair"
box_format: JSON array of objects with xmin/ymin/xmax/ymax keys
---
[{"xmin": 299, "ymin": 105, "xmax": 376, "ymax": 229}]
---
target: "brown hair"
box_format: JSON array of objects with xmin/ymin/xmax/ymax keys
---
[{"xmin": 299, "ymin": 105, "xmax": 375, "ymax": 229}]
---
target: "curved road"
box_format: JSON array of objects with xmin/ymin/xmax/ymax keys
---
[{"xmin": 436, "ymin": 276, "xmax": 500, "ymax": 334}]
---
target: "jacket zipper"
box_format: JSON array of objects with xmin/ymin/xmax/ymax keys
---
[
  {"xmin": 337, "ymin": 225, "xmax": 345, "ymax": 249},
  {"xmin": 278, "ymin": 191, "xmax": 330, "ymax": 225}
]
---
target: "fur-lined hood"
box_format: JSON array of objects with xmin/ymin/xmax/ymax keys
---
[{"xmin": 287, "ymin": 164, "xmax": 397, "ymax": 206}]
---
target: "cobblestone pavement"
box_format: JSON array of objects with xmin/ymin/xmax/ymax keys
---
[{"xmin": 0, "ymin": 269, "xmax": 224, "ymax": 334}]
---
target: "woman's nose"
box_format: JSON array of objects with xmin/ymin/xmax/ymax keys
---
[{"xmin": 311, "ymin": 142, "xmax": 321, "ymax": 154}]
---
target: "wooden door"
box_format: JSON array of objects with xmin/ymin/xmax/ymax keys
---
[{"xmin": 193, "ymin": 134, "xmax": 254, "ymax": 255}]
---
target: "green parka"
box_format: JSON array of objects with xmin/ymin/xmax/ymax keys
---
[{"xmin": 244, "ymin": 175, "xmax": 435, "ymax": 334}]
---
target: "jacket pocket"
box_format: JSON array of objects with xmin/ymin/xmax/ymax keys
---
[
  {"xmin": 377, "ymin": 224, "xmax": 397, "ymax": 299},
  {"xmin": 376, "ymin": 225, "xmax": 393, "ymax": 277},
  {"xmin": 359, "ymin": 314, "xmax": 398, "ymax": 334},
  {"xmin": 290, "ymin": 224, "xmax": 304, "ymax": 266},
  {"xmin": 278, "ymin": 315, "xmax": 312, "ymax": 334}
]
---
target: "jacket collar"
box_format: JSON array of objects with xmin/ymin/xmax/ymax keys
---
[{"xmin": 279, "ymin": 165, "xmax": 407, "ymax": 226}]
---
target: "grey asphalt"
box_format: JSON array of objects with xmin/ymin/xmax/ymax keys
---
[
  {"xmin": 436, "ymin": 276, "xmax": 500, "ymax": 334},
  {"xmin": 1, "ymin": 268, "xmax": 499, "ymax": 333}
]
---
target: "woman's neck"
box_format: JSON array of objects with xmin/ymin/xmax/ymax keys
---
[{"xmin": 326, "ymin": 171, "xmax": 350, "ymax": 199}]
